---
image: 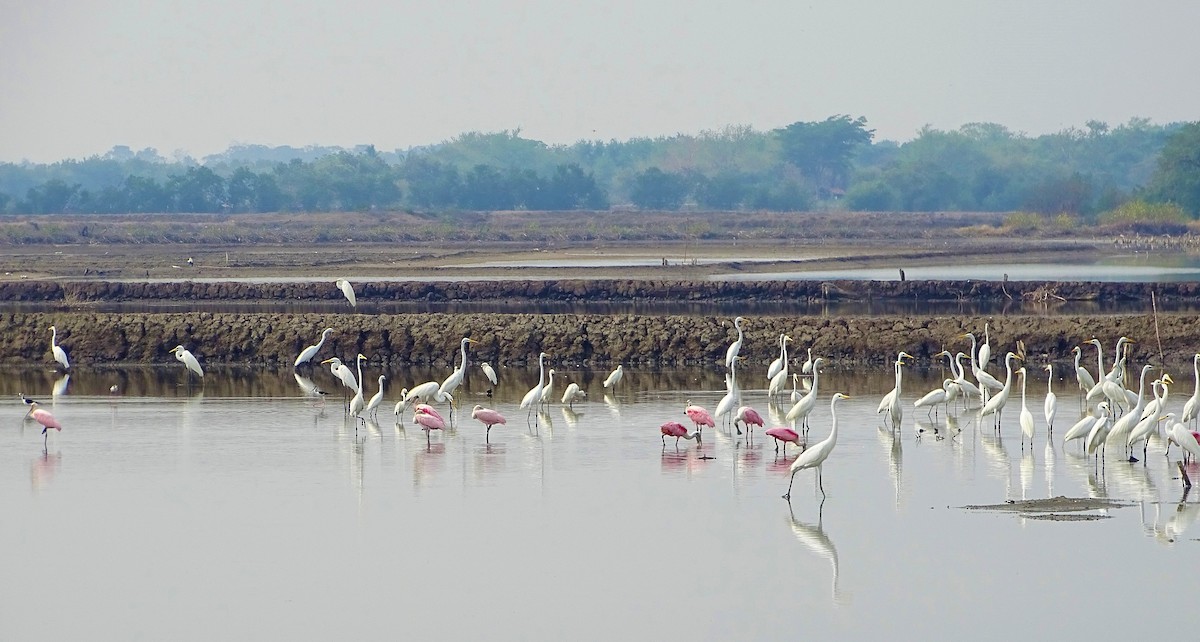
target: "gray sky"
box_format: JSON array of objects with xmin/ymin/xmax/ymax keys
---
[{"xmin": 1, "ymin": 0, "xmax": 1197, "ymax": 163}]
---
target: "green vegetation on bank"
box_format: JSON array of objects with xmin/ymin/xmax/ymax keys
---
[{"xmin": 2, "ymin": 118, "xmax": 1199, "ymax": 220}]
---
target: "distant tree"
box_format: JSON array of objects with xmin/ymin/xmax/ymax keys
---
[
  {"xmin": 124, "ymin": 175, "xmax": 171, "ymax": 213},
  {"xmin": 747, "ymin": 176, "xmax": 813, "ymax": 211},
  {"xmin": 460, "ymin": 164, "xmax": 516, "ymax": 210},
  {"xmin": 695, "ymin": 171, "xmax": 747, "ymax": 209},
  {"xmin": 403, "ymin": 157, "xmax": 462, "ymax": 209},
  {"xmin": 776, "ymin": 115, "xmax": 874, "ymax": 189},
  {"xmin": 1148, "ymin": 122, "xmax": 1200, "ymax": 216},
  {"xmin": 21, "ymin": 179, "xmax": 80, "ymax": 214},
  {"xmin": 226, "ymin": 167, "xmax": 258, "ymax": 213},
  {"xmin": 1021, "ymin": 173, "xmax": 1094, "ymax": 214},
  {"xmin": 168, "ymin": 166, "xmax": 226, "ymax": 212},
  {"xmin": 629, "ymin": 167, "xmax": 689, "ymax": 210},
  {"xmin": 846, "ymin": 180, "xmax": 898, "ymax": 211},
  {"xmin": 540, "ymin": 163, "xmax": 608, "ymax": 210}
]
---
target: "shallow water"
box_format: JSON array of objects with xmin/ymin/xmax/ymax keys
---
[
  {"xmin": 719, "ymin": 256, "xmax": 1200, "ymax": 282},
  {"xmin": 3, "ymin": 364, "xmax": 1197, "ymax": 640}
]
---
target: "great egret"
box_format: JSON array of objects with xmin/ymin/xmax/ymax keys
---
[
  {"xmin": 438, "ymin": 337, "xmax": 477, "ymax": 398},
  {"xmin": 393, "ymin": 387, "xmax": 410, "ymax": 417},
  {"xmin": 788, "ymin": 357, "xmax": 827, "ymax": 431},
  {"xmin": 335, "ymin": 279, "xmax": 357, "ymax": 307},
  {"xmin": 784, "ymin": 393, "xmax": 850, "ymax": 500},
  {"xmin": 914, "ymin": 379, "xmax": 955, "ymax": 419},
  {"xmin": 979, "ymin": 352, "xmax": 1022, "ymax": 429},
  {"xmin": 715, "ymin": 357, "xmax": 744, "ymax": 428},
  {"xmin": 1106, "ymin": 364, "xmax": 1154, "ymax": 447},
  {"xmin": 768, "ymin": 339, "xmax": 791, "ymax": 399},
  {"xmin": 1085, "ymin": 403, "xmax": 1114, "ymax": 460},
  {"xmin": 978, "ymin": 322, "xmax": 993, "ymax": 370},
  {"xmin": 471, "ymin": 405, "xmax": 507, "ymax": 443},
  {"xmin": 1183, "ymin": 354, "xmax": 1200, "ymax": 428},
  {"xmin": 963, "ymin": 333, "xmax": 1002, "ymax": 393},
  {"xmin": 603, "ymin": 365, "xmax": 624, "ymax": 390},
  {"xmin": 877, "ymin": 352, "xmax": 912, "ymax": 428},
  {"xmin": 480, "ymin": 362, "xmax": 499, "ymax": 386},
  {"xmin": 949, "ymin": 352, "xmax": 982, "ymax": 405},
  {"xmin": 801, "ymin": 347, "xmax": 815, "ymax": 375},
  {"xmin": 365, "ymin": 374, "xmax": 386, "ymax": 418},
  {"xmin": 25, "ymin": 401, "xmax": 62, "ymax": 446},
  {"xmin": 321, "ymin": 357, "xmax": 358, "ymax": 395},
  {"xmin": 1166, "ymin": 415, "xmax": 1200, "ymax": 462},
  {"xmin": 405, "ymin": 381, "xmax": 441, "ymax": 403},
  {"xmin": 660, "ymin": 421, "xmax": 702, "ymax": 448},
  {"xmin": 1063, "ymin": 402, "xmax": 1108, "ymax": 449},
  {"xmin": 1043, "ymin": 364, "xmax": 1057, "ymax": 433},
  {"xmin": 767, "ymin": 335, "xmax": 790, "ymax": 380},
  {"xmin": 1072, "ymin": 346, "xmax": 1096, "ymax": 396},
  {"xmin": 295, "ymin": 328, "xmax": 334, "ymax": 368},
  {"xmin": 539, "ymin": 369, "xmax": 556, "ymax": 406},
  {"xmin": 520, "ymin": 352, "xmax": 550, "ymax": 411},
  {"xmin": 170, "ymin": 345, "xmax": 204, "ymax": 379},
  {"xmin": 348, "ymin": 354, "xmax": 368, "ymax": 422},
  {"xmin": 684, "ymin": 400, "xmax": 715, "ymax": 433},
  {"xmin": 724, "ymin": 316, "xmax": 745, "ymax": 369},
  {"xmin": 1084, "ymin": 338, "xmax": 1109, "ymax": 403},
  {"xmin": 1017, "ymin": 367, "xmax": 1035, "ymax": 449},
  {"xmin": 49, "ymin": 325, "xmax": 70, "ymax": 370},
  {"xmin": 1128, "ymin": 377, "xmax": 1170, "ymax": 462},
  {"xmin": 561, "ymin": 382, "xmax": 586, "ymax": 407}
]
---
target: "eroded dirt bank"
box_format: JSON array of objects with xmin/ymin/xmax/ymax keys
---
[
  {"xmin": 2, "ymin": 310, "xmax": 1195, "ymax": 368},
  {"xmin": 3, "ymin": 278, "xmax": 1200, "ymax": 303}
]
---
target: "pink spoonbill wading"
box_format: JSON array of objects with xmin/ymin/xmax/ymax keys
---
[
  {"xmin": 26, "ymin": 401, "xmax": 62, "ymax": 446},
  {"xmin": 660, "ymin": 421, "xmax": 702, "ymax": 448},
  {"xmin": 734, "ymin": 405, "xmax": 764, "ymax": 439},
  {"xmin": 471, "ymin": 405, "xmax": 507, "ymax": 443},
  {"xmin": 765, "ymin": 426, "xmax": 804, "ymax": 455},
  {"xmin": 413, "ymin": 406, "xmax": 446, "ymax": 448},
  {"xmin": 685, "ymin": 400, "xmax": 715, "ymax": 433}
]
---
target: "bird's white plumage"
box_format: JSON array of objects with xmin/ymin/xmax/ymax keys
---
[{"xmin": 335, "ymin": 279, "xmax": 357, "ymax": 307}]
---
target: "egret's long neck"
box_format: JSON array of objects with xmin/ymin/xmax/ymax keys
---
[
  {"xmin": 1193, "ymin": 358, "xmax": 1200, "ymax": 397},
  {"xmin": 1136, "ymin": 368, "xmax": 1150, "ymax": 403},
  {"xmin": 538, "ymin": 355, "xmax": 546, "ymax": 386},
  {"xmin": 1095, "ymin": 343, "xmax": 1105, "ymax": 377},
  {"xmin": 1003, "ymin": 357, "xmax": 1014, "ymax": 389},
  {"xmin": 356, "ymin": 359, "xmax": 364, "ymax": 392},
  {"xmin": 1047, "ymin": 367, "xmax": 1053, "ymax": 394},
  {"xmin": 460, "ymin": 340, "xmax": 469, "ymax": 368},
  {"xmin": 829, "ymin": 400, "xmax": 841, "ymax": 446},
  {"xmin": 968, "ymin": 337, "xmax": 980, "ymax": 371},
  {"xmin": 893, "ymin": 361, "xmax": 901, "ymax": 394},
  {"xmin": 51, "ymin": 327, "xmax": 57, "ymax": 345}
]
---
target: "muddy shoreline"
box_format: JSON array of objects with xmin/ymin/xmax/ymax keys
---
[
  {"xmin": 3, "ymin": 277, "xmax": 1199, "ymax": 304},
  {"xmin": 1, "ymin": 306, "xmax": 1193, "ymax": 368}
]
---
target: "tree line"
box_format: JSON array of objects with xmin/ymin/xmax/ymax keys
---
[{"xmin": 2, "ymin": 117, "xmax": 1198, "ymax": 218}]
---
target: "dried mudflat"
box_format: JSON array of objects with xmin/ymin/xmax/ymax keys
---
[{"xmin": 964, "ymin": 496, "xmax": 1135, "ymax": 521}]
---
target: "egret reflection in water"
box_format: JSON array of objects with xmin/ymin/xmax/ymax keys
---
[{"xmin": 788, "ymin": 499, "xmax": 847, "ymax": 605}]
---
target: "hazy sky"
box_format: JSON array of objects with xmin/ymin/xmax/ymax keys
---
[{"xmin": 2, "ymin": 0, "xmax": 1197, "ymax": 162}]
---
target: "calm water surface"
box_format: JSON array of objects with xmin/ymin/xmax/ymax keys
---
[{"xmin": 2, "ymin": 365, "xmax": 1197, "ymax": 640}]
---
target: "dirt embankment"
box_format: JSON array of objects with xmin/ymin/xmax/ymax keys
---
[
  {"xmin": 3, "ymin": 278, "xmax": 1199, "ymax": 304},
  {"xmin": 2, "ymin": 310, "xmax": 1193, "ymax": 368}
]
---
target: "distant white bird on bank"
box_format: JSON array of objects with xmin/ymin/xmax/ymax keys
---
[
  {"xmin": 603, "ymin": 365, "xmax": 624, "ymax": 389},
  {"xmin": 49, "ymin": 325, "xmax": 70, "ymax": 370},
  {"xmin": 170, "ymin": 345, "xmax": 204, "ymax": 379},
  {"xmin": 335, "ymin": 279, "xmax": 357, "ymax": 307}
]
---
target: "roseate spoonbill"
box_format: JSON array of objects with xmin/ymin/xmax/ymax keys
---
[
  {"xmin": 1106, "ymin": 364, "xmax": 1155, "ymax": 448},
  {"xmin": 1017, "ymin": 368, "xmax": 1034, "ymax": 449},
  {"xmin": 480, "ymin": 362, "xmax": 499, "ymax": 386},
  {"xmin": 170, "ymin": 345, "xmax": 204, "ymax": 379},
  {"xmin": 438, "ymin": 337, "xmax": 476, "ymax": 398},
  {"xmin": 979, "ymin": 352, "xmax": 1022, "ymax": 429},
  {"xmin": 1183, "ymin": 355, "xmax": 1200, "ymax": 428},
  {"xmin": 685, "ymin": 399, "xmax": 715, "ymax": 432},
  {"xmin": 26, "ymin": 401, "xmax": 62, "ymax": 446},
  {"xmin": 1043, "ymin": 364, "xmax": 1058, "ymax": 432},
  {"xmin": 295, "ymin": 328, "xmax": 334, "ymax": 367},
  {"xmin": 735, "ymin": 405, "xmax": 764, "ymax": 438},
  {"xmin": 561, "ymin": 382, "xmax": 586, "ymax": 407},
  {"xmin": 660, "ymin": 421, "xmax": 702, "ymax": 447},
  {"xmin": 414, "ymin": 406, "xmax": 445, "ymax": 447},
  {"xmin": 603, "ymin": 365, "xmax": 624, "ymax": 390},
  {"xmin": 415, "ymin": 403, "xmax": 445, "ymax": 423},
  {"xmin": 724, "ymin": 316, "xmax": 745, "ymax": 369},
  {"xmin": 49, "ymin": 325, "xmax": 70, "ymax": 370},
  {"xmin": 335, "ymin": 279, "xmax": 357, "ymax": 307},
  {"xmin": 520, "ymin": 352, "xmax": 549, "ymax": 411},
  {"xmin": 1063, "ymin": 402, "xmax": 1108, "ymax": 449},
  {"xmin": 765, "ymin": 426, "xmax": 803, "ymax": 454},
  {"xmin": 365, "ymin": 374, "xmax": 385, "ymax": 418},
  {"xmin": 784, "ymin": 393, "xmax": 850, "ymax": 500},
  {"xmin": 471, "ymin": 405, "xmax": 507, "ymax": 442}
]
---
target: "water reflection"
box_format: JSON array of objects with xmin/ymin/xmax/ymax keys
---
[
  {"xmin": 30, "ymin": 447, "xmax": 61, "ymax": 493},
  {"xmin": 787, "ymin": 499, "xmax": 846, "ymax": 605}
]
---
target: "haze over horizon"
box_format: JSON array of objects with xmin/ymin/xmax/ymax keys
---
[{"xmin": 2, "ymin": 0, "xmax": 1198, "ymax": 163}]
